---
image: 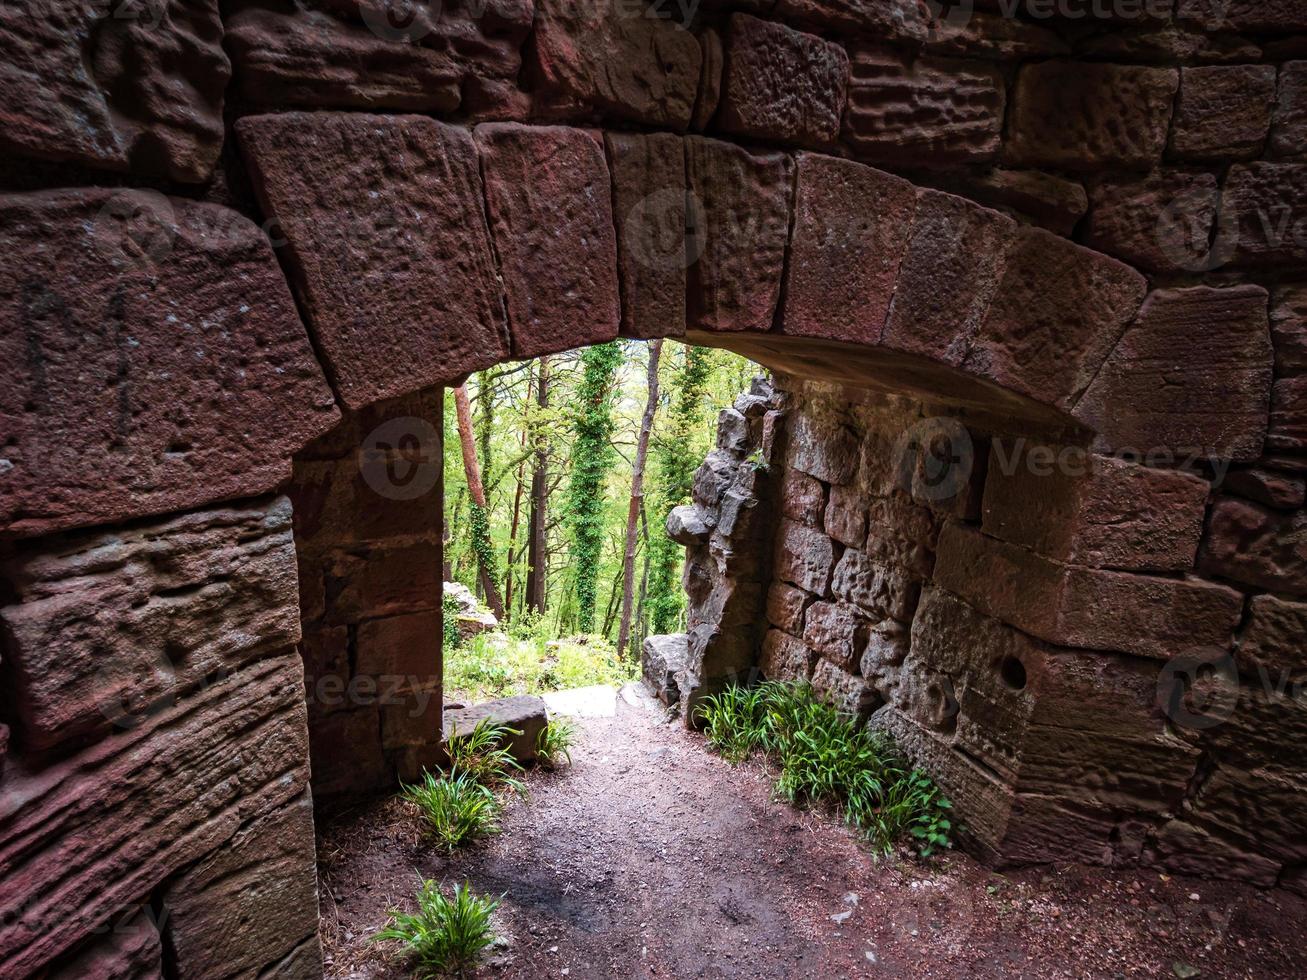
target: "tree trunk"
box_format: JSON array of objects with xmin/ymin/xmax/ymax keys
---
[
  {"xmin": 617, "ymin": 340, "xmax": 662, "ymax": 660},
  {"xmin": 453, "ymin": 383, "xmax": 505, "ymax": 620},
  {"xmin": 504, "ymin": 368, "xmax": 533, "ymax": 620},
  {"xmin": 525, "ymin": 356, "xmax": 550, "ymax": 615}
]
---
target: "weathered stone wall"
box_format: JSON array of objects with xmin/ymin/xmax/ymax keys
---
[
  {"xmin": 718, "ymin": 375, "xmax": 1306, "ymax": 891},
  {"xmin": 0, "ymin": 0, "xmax": 1305, "ymax": 975},
  {"xmin": 289, "ymin": 390, "xmax": 446, "ymax": 804}
]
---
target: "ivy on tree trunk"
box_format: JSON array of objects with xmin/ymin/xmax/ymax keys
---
[{"xmin": 564, "ymin": 342, "xmax": 623, "ymax": 635}]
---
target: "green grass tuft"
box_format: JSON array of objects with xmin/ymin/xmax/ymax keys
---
[
  {"xmin": 402, "ymin": 771, "xmax": 504, "ymax": 852},
  {"xmin": 373, "ymin": 879, "xmax": 500, "ymax": 978},
  {"xmin": 535, "ymin": 718, "xmax": 577, "ymax": 769},
  {"xmin": 695, "ymin": 682, "xmax": 953, "ymax": 858},
  {"xmin": 446, "ymin": 718, "xmax": 527, "ymax": 794}
]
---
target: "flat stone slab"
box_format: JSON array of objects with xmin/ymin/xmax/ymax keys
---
[
  {"xmin": 542, "ymin": 685, "xmax": 619, "ymax": 719},
  {"xmin": 443, "ymin": 695, "xmax": 548, "ymax": 764}
]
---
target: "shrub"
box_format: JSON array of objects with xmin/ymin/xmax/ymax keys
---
[
  {"xmin": 535, "ymin": 718, "xmax": 576, "ymax": 769},
  {"xmin": 442, "ymin": 592, "xmax": 463, "ymax": 653},
  {"xmin": 446, "ymin": 719, "xmax": 526, "ymax": 794},
  {"xmin": 373, "ymin": 879, "xmax": 500, "ymax": 978},
  {"xmin": 402, "ymin": 771, "xmax": 504, "ymax": 852},
  {"xmin": 695, "ymin": 682, "xmax": 953, "ymax": 857}
]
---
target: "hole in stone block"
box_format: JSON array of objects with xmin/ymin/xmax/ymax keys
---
[{"xmin": 999, "ymin": 656, "xmax": 1027, "ymax": 691}]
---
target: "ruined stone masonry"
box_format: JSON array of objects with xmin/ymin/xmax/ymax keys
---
[{"xmin": 2, "ymin": 1, "xmax": 1306, "ymax": 976}]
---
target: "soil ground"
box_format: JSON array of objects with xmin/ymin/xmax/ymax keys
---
[{"xmin": 318, "ymin": 688, "xmax": 1307, "ymax": 979}]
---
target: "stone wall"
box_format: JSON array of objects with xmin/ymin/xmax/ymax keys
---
[
  {"xmin": 1, "ymin": 0, "xmax": 1305, "ymax": 976},
  {"xmin": 698, "ymin": 375, "xmax": 1306, "ymax": 890}
]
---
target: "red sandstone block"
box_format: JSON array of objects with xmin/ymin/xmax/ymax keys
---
[
  {"xmin": 964, "ymin": 226, "xmax": 1147, "ymax": 412},
  {"xmin": 0, "ymin": 497, "xmax": 302, "ymax": 752},
  {"xmin": 238, "ymin": 113, "xmax": 510, "ymax": 408},
  {"xmin": 161, "ymin": 790, "xmax": 321, "ymax": 978},
  {"xmin": 981, "ymin": 445, "xmax": 1210, "ymax": 572},
  {"xmin": 780, "ymin": 467, "xmax": 826, "ymax": 527},
  {"xmin": 1270, "ymin": 375, "xmax": 1307, "ymax": 452},
  {"xmin": 0, "ymin": 188, "xmax": 339, "ymax": 539},
  {"xmin": 766, "ymin": 582, "xmax": 811, "ymax": 636},
  {"xmin": 1200, "ymin": 496, "xmax": 1307, "ymax": 598},
  {"xmin": 686, "ymin": 137, "xmax": 793, "ymax": 332},
  {"xmin": 760, "ymin": 628, "xmax": 816, "ymax": 681},
  {"xmin": 1240, "ymin": 594, "xmax": 1307, "ymax": 677},
  {"xmin": 228, "ymin": 2, "xmax": 531, "ymax": 114},
  {"xmin": 934, "ymin": 523, "xmax": 1244, "ymax": 660},
  {"xmin": 1084, "ymin": 169, "xmax": 1220, "ymax": 274},
  {"xmin": 0, "ymin": 656, "xmax": 309, "ymax": 976},
  {"xmin": 719, "ymin": 15, "xmax": 848, "ymax": 147},
  {"xmin": 0, "ymin": 0, "xmax": 227, "ymax": 182},
  {"xmin": 1169, "ymin": 65, "xmax": 1277, "ymax": 162},
  {"xmin": 1221, "ymin": 162, "xmax": 1307, "ymax": 267},
  {"xmin": 476, "ymin": 123, "xmax": 621, "ymax": 357},
  {"xmin": 383, "ymin": 695, "xmax": 443, "ymax": 750},
  {"xmin": 803, "ymin": 600, "xmax": 870, "ymax": 672},
  {"xmin": 1223, "ymin": 467, "xmax": 1306, "ymax": 511},
  {"xmin": 948, "ymin": 168, "xmax": 1084, "ymax": 236},
  {"xmin": 531, "ymin": 0, "xmax": 702, "ymax": 130},
  {"xmin": 842, "ymin": 47, "xmax": 1005, "ymax": 166},
  {"xmin": 309, "ymin": 705, "xmax": 389, "ymax": 798},
  {"xmin": 322, "ymin": 541, "xmax": 444, "ymax": 625},
  {"xmin": 606, "ymin": 132, "xmax": 687, "ymax": 339},
  {"xmin": 831, "ymin": 548, "xmax": 920, "ymax": 623},
  {"xmin": 1271, "ymin": 62, "xmax": 1307, "ymax": 159},
  {"xmin": 786, "ymin": 410, "xmax": 860, "ymax": 485},
  {"xmin": 773, "ymin": 0, "xmax": 930, "ymax": 43},
  {"xmin": 1074, "ymin": 285, "xmax": 1273, "ymax": 462},
  {"xmin": 692, "ymin": 27, "xmax": 725, "ymax": 131},
  {"xmin": 780, "ymin": 153, "xmax": 915, "ymax": 345},
  {"xmin": 355, "ymin": 610, "xmax": 442, "ymax": 686},
  {"xmin": 1006, "ymin": 61, "xmax": 1178, "ymax": 171},
  {"xmin": 810, "ymin": 658, "xmax": 877, "ymax": 718},
  {"xmin": 1272, "ymin": 286, "xmax": 1307, "ymax": 374},
  {"xmin": 774, "ymin": 519, "xmax": 835, "ymax": 595},
  {"xmin": 46, "ymin": 909, "xmax": 162, "ymax": 979},
  {"xmin": 881, "ymin": 188, "xmax": 1015, "ymax": 365},
  {"xmin": 1179, "ymin": 0, "xmax": 1307, "ymax": 33},
  {"xmin": 825, "ymin": 483, "xmax": 869, "ymax": 549}
]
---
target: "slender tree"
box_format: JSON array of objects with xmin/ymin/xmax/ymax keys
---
[
  {"xmin": 564, "ymin": 342, "xmax": 623, "ymax": 634},
  {"xmin": 617, "ymin": 340, "xmax": 662, "ymax": 659},
  {"xmin": 525, "ymin": 356, "xmax": 550, "ymax": 616},
  {"xmin": 453, "ymin": 383, "xmax": 506, "ymax": 619},
  {"xmin": 646, "ymin": 344, "xmax": 712, "ymax": 635}
]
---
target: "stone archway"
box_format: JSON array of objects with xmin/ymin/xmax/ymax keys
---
[{"xmin": 2, "ymin": 2, "xmax": 1305, "ymax": 976}]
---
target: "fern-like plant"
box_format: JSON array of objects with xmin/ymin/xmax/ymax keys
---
[
  {"xmin": 696, "ymin": 681, "xmax": 954, "ymax": 858},
  {"xmin": 373, "ymin": 879, "xmax": 500, "ymax": 978},
  {"xmin": 402, "ymin": 771, "xmax": 503, "ymax": 852},
  {"xmin": 535, "ymin": 718, "xmax": 576, "ymax": 769},
  {"xmin": 446, "ymin": 718, "xmax": 526, "ymax": 794}
]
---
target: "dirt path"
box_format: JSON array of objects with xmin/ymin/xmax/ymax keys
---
[{"xmin": 318, "ymin": 689, "xmax": 1307, "ymax": 979}]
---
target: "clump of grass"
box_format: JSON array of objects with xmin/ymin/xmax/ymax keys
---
[
  {"xmin": 695, "ymin": 682, "xmax": 953, "ymax": 857},
  {"xmin": 446, "ymin": 718, "xmax": 526, "ymax": 794},
  {"xmin": 373, "ymin": 879, "xmax": 500, "ymax": 978},
  {"xmin": 402, "ymin": 771, "xmax": 504, "ymax": 852},
  {"xmin": 536, "ymin": 718, "xmax": 576, "ymax": 769}
]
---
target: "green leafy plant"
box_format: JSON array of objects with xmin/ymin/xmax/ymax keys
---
[
  {"xmin": 695, "ymin": 682, "xmax": 953, "ymax": 858},
  {"xmin": 535, "ymin": 718, "xmax": 576, "ymax": 769},
  {"xmin": 402, "ymin": 771, "xmax": 504, "ymax": 852},
  {"xmin": 446, "ymin": 718, "xmax": 526, "ymax": 794},
  {"xmin": 443, "ymin": 592, "xmax": 463, "ymax": 653},
  {"xmin": 373, "ymin": 879, "xmax": 500, "ymax": 978}
]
